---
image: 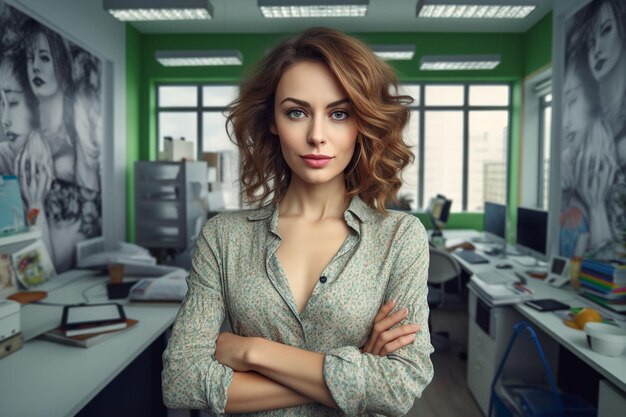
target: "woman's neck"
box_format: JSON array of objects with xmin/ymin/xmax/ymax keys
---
[
  {"xmin": 279, "ymin": 176, "xmax": 349, "ymax": 221},
  {"xmin": 600, "ymin": 53, "xmax": 626, "ymax": 115},
  {"xmin": 38, "ymin": 92, "xmax": 64, "ymax": 135}
]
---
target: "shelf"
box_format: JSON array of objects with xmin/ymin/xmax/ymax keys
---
[{"xmin": 0, "ymin": 229, "xmax": 42, "ymax": 247}]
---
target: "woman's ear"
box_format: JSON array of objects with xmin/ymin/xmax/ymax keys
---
[{"xmin": 270, "ymin": 122, "xmax": 278, "ymax": 135}]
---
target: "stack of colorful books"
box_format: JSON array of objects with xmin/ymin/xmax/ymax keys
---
[{"xmin": 579, "ymin": 259, "xmax": 626, "ymax": 314}]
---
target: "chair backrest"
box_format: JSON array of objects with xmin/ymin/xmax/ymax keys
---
[{"xmin": 428, "ymin": 247, "xmax": 461, "ymax": 285}]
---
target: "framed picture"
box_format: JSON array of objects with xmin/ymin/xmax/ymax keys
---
[
  {"xmin": 555, "ymin": 0, "xmax": 626, "ymax": 261},
  {"xmin": 12, "ymin": 240, "xmax": 56, "ymax": 289}
]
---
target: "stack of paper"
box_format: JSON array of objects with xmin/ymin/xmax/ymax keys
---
[{"xmin": 469, "ymin": 274, "xmax": 534, "ymax": 305}]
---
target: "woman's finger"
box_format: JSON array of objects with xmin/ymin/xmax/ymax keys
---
[
  {"xmin": 373, "ymin": 299, "xmax": 396, "ymax": 324},
  {"xmin": 372, "ymin": 323, "xmax": 420, "ymax": 355},
  {"xmin": 380, "ymin": 333, "xmax": 418, "ymax": 357}
]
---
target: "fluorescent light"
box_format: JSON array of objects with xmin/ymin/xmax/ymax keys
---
[
  {"xmin": 420, "ymin": 55, "xmax": 501, "ymax": 70},
  {"xmin": 104, "ymin": 0, "xmax": 213, "ymax": 21},
  {"xmin": 371, "ymin": 45, "xmax": 415, "ymax": 60},
  {"xmin": 258, "ymin": 0, "xmax": 368, "ymax": 18},
  {"xmin": 416, "ymin": 0, "xmax": 536, "ymax": 19},
  {"xmin": 155, "ymin": 50, "xmax": 243, "ymax": 66}
]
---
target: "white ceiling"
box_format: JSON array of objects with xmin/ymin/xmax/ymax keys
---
[{"xmin": 120, "ymin": 0, "xmax": 553, "ymax": 34}]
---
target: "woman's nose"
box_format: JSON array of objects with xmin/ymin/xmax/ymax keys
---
[{"xmin": 307, "ymin": 117, "xmax": 327, "ymax": 146}]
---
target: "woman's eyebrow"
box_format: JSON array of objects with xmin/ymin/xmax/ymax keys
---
[{"xmin": 280, "ymin": 97, "xmax": 350, "ymax": 108}]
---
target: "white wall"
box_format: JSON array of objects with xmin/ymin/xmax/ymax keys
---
[{"xmin": 9, "ymin": 0, "xmax": 127, "ymax": 249}]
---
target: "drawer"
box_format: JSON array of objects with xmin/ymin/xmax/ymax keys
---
[
  {"xmin": 136, "ymin": 201, "xmax": 182, "ymax": 221},
  {"xmin": 469, "ymin": 317, "xmax": 497, "ymax": 366},
  {"xmin": 136, "ymin": 162, "xmax": 182, "ymax": 181},
  {"xmin": 467, "ymin": 347, "xmax": 495, "ymax": 416}
]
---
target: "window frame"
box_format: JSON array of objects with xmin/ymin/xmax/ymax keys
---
[
  {"xmin": 155, "ymin": 81, "xmax": 512, "ymax": 212},
  {"xmin": 404, "ymin": 82, "xmax": 512, "ymax": 211},
  {"xmin": 156, "ymin": 83, "xmax": 237, "ymax": 159},
  {"xmin": 538, "ymin": 92, "xmax": 552, "ymax": 209}
]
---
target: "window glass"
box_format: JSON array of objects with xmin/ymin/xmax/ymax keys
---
[
  {"xmin": 158, "ymin": 112, "xmax": 197, "ymax": 157},
  {"xmin": 397, "ymin": 110, "xmax": 419, "ymax": 211},
  {"xmin": 158, "ymin": 86, "xmax": 197, "ymax": 107},
  {"xmin": 542, "ymin": 105, "xmax": 552, "ymax": 209},
  {"xmin": 467, "ymin": 111, "xmax": 509, "ymax": 211},
  {"xmin": 425, "ymin": 85, "xmax": 464, "ymax": 106},
  {"xmin": 469, "ymin": 85, "xmax": 510, "ymax": 106},
  {"xmin": 202, "ymin": 86, "xmax": 239, "ymax": 107},
  {"xmin": 423, "ymin": 111, "xmax": 464, "ymax": 210}
]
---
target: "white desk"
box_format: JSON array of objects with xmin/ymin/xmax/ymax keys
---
[
  {"xmin": 0, "ymin": 271, "xmax": 180, "ymax": 417},
  {"xmin": 443, "ymin": 229, "xmax": 626, "ymax": 414}
]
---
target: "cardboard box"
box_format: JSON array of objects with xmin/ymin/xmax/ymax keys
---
[{"xmin": 164, "ymin": 138, "xmax": 194, "ymax": 162}]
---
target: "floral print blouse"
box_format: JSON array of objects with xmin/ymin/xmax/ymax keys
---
[{"xmin": 162, "ymin": 196, "xmax": 434, "ymax": 416}]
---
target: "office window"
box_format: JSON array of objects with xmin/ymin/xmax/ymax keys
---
[
  {"xmin": 400, "ymin": 83, "xmax": 510, "ymax": 212},
  {"xmin": 157, "ymin": 84, "xmax": 240, "ymax": 209},
  {"xmin": 539, "ymin": 93, "xmax": 552, "ymax": 209}
]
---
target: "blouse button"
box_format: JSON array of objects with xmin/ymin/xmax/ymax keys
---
[{"xmin": 319, "ymin": 276, "xmax": 327, "ymax": 283}]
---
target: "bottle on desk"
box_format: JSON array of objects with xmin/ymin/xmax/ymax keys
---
[{"xmin": 570, "ymin": 256, "xmax": 582, "ymax": 290}]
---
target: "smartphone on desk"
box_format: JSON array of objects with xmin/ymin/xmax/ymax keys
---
[{"xmin": 525, "ymin": 299, "xmax": 570, "ymax": 312}]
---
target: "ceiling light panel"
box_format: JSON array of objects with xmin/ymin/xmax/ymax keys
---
[
  {"xmin": 420, "ymin": 55, "xmax": 501, "ymax": 70},
  {"xmin": 104, "ymin": 0, "xmax": 213, "ymax": 21},
  {"xmin": 258, "ymin": 0, "xmax": 368, "ymax": 18},
  {"xmin": 155, "ymin": 50, "xmax": 243, "ymax": 66},
  {"xmin": 371, "ymin": 45, "xmax": 416, "ymax": 60},
  {"xmin": 416, "ymin": 1, "xmax": 536, "ymax": 19}
]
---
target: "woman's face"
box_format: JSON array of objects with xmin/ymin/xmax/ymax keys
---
[
  {"xmin": 562, "ymin": 68, "xmax": 592, "ymax": 153},
  {"xmin": 587, "ymin": 3, "xmax": 625, "ymax": 82},
  {"xmin": 27, "ymin": 33, "xmax": 60, "ymax": 99},
  {"xmin": 0, "ymin": 67, "xmax": 33, "ymax": 153},
  {"xmin": 271, "ymin": 60, "xmax": 358, "ymax": 187}
]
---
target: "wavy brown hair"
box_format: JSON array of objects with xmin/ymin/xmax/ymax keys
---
[{"xmin": 226, "ymin": 27, "xmax": 414, "ymax": 213}]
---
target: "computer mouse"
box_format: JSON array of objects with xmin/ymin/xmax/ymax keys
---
[{"xmin": 496, "ymin": 264, "xmax": 513, "ymax": 269}]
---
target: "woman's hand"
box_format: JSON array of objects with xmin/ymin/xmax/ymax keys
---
[
  {"xmin": 16, "ymin": 132, "xmax": 54, "ymax": 210},
  {"xmin": 215, "ymin": 332, "xmax": 256, "ymax": 372},
  {"xmin": 361, "ymin": 299, "xmax": 420, "ymax": 356}
]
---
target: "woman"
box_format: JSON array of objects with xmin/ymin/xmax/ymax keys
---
[
  {"xmin": 584, "ymin": 0, "xmax": 626, "ymax": 163},
  {"xmin": 162, "ymin": 27, "xmax": 433, "ymax": 416},
  {"xmin": 23, "ymin": 19, "xmax": 100, "ymax": 192},
  {"xmin": 579, "ymin": 0, "xmax": 626, "ymax": 257},
  {"xmin": 0, "ymin": 50, "xmax": 39, "ymax": 175}
]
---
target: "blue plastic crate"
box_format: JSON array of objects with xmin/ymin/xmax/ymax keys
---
[{"xmin": 494, "ymin": 385, "xmax": 596, "ymax": 417}]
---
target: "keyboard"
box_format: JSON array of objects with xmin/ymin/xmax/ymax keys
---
[{"xmin": 454, "ymin": 249, "xmax": 489, "ymax": 264}]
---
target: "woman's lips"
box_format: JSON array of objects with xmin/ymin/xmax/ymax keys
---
[
  {"xmin": 301, "ymin": 154, "xmax": 333, "ymax": 168},
  {"xmin": 32, "ymin": 77, "xmax": 44, "ymax": 87},
  {"xmin": 595, "ymin": 59, "xmax": 605, "ymax": 72}
]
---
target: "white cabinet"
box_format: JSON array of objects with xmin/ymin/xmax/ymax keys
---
[
  {"xmin": 466, "ymin": 289, "xmax": 560, "ymax": 415},
  {"xmin": 135, "ymin": 161, "xmax": 207, "ymax": 251}
]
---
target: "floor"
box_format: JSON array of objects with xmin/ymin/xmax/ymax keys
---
[{"xmin": 405, "ymin": 298, "xmax": 484, "ymax": 417}]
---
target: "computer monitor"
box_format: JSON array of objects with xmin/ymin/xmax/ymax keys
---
[
  {"xmin": 516, "ymin": 206, "xmax": 548, "ymax": 261},
  {"xmin": 484, "ymin": 202, "xmax": 506, "ymax": 243},
  {"xmin": 426, "ymin": 194, "xmax": 452, "ymax": 233}
]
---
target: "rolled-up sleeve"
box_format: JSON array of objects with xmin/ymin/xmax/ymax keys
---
[
  {"xmin": 323, "ymin": 217, "xmax": 434, "ymax": 417},
  {"xmin": 162, "ymin": 218, "xmax": 234, "ymax": 414}
]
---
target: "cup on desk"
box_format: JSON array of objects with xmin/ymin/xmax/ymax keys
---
[{"xmin": 108, "ymin": 263, "xmax": 124, "ymax": 284}]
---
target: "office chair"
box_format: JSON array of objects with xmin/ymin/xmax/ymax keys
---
[{"xmin": 427, "ymin": 247, "xmax": 462, "ymax": 350}]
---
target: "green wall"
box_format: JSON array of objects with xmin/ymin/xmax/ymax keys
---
[
  {"xmin": 126, "ymin": 21, "xmax": 554, "ymax": 239},
  {"xmin": 523, "ymin": 12, "xmax": 553, "ymax": 77}
]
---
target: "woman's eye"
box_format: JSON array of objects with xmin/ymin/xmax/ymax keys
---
[
  {"xmin": 9, "ymin": 100, "xmax": 18, "ymax": 108},
  {"xmin": 331, "ymin": 110, "xmax": 348, "ymax": 120},
  {"xmin": 601, "ymin": 24, "xmax": 612, "ymax": 37},
  {"xmin": 287, "ymin": 109, "xmax": 306, "ymax": 119}
]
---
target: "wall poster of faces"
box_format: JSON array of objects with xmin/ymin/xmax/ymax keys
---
[
  {"xmin": 560, "ymin": 0, "xmax": 626, "ymax": 261},
  {"xmin": 0, "ymin": 1, "xmax": 102, "ymax": 273}
]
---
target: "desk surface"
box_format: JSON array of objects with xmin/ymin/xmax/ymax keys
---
[
  {"xmin": 445, "ymin": 229, "xmax": 626, "ymax": 393},
  {"xmin": 0, "ymin": 271, "xmax": 180, "ymax": 417}
]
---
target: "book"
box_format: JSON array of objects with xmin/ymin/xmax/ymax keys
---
[
  {"xmin": 64, "ymin": 320, "xmax": 129, "ymax": 337},
  {"xmin": 40, "ymin": 319, "xmax": 138, "ymax": 348},
  {"xmin": 469, "ymin": 275, "xmax": 534, "ymax": 306}
]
